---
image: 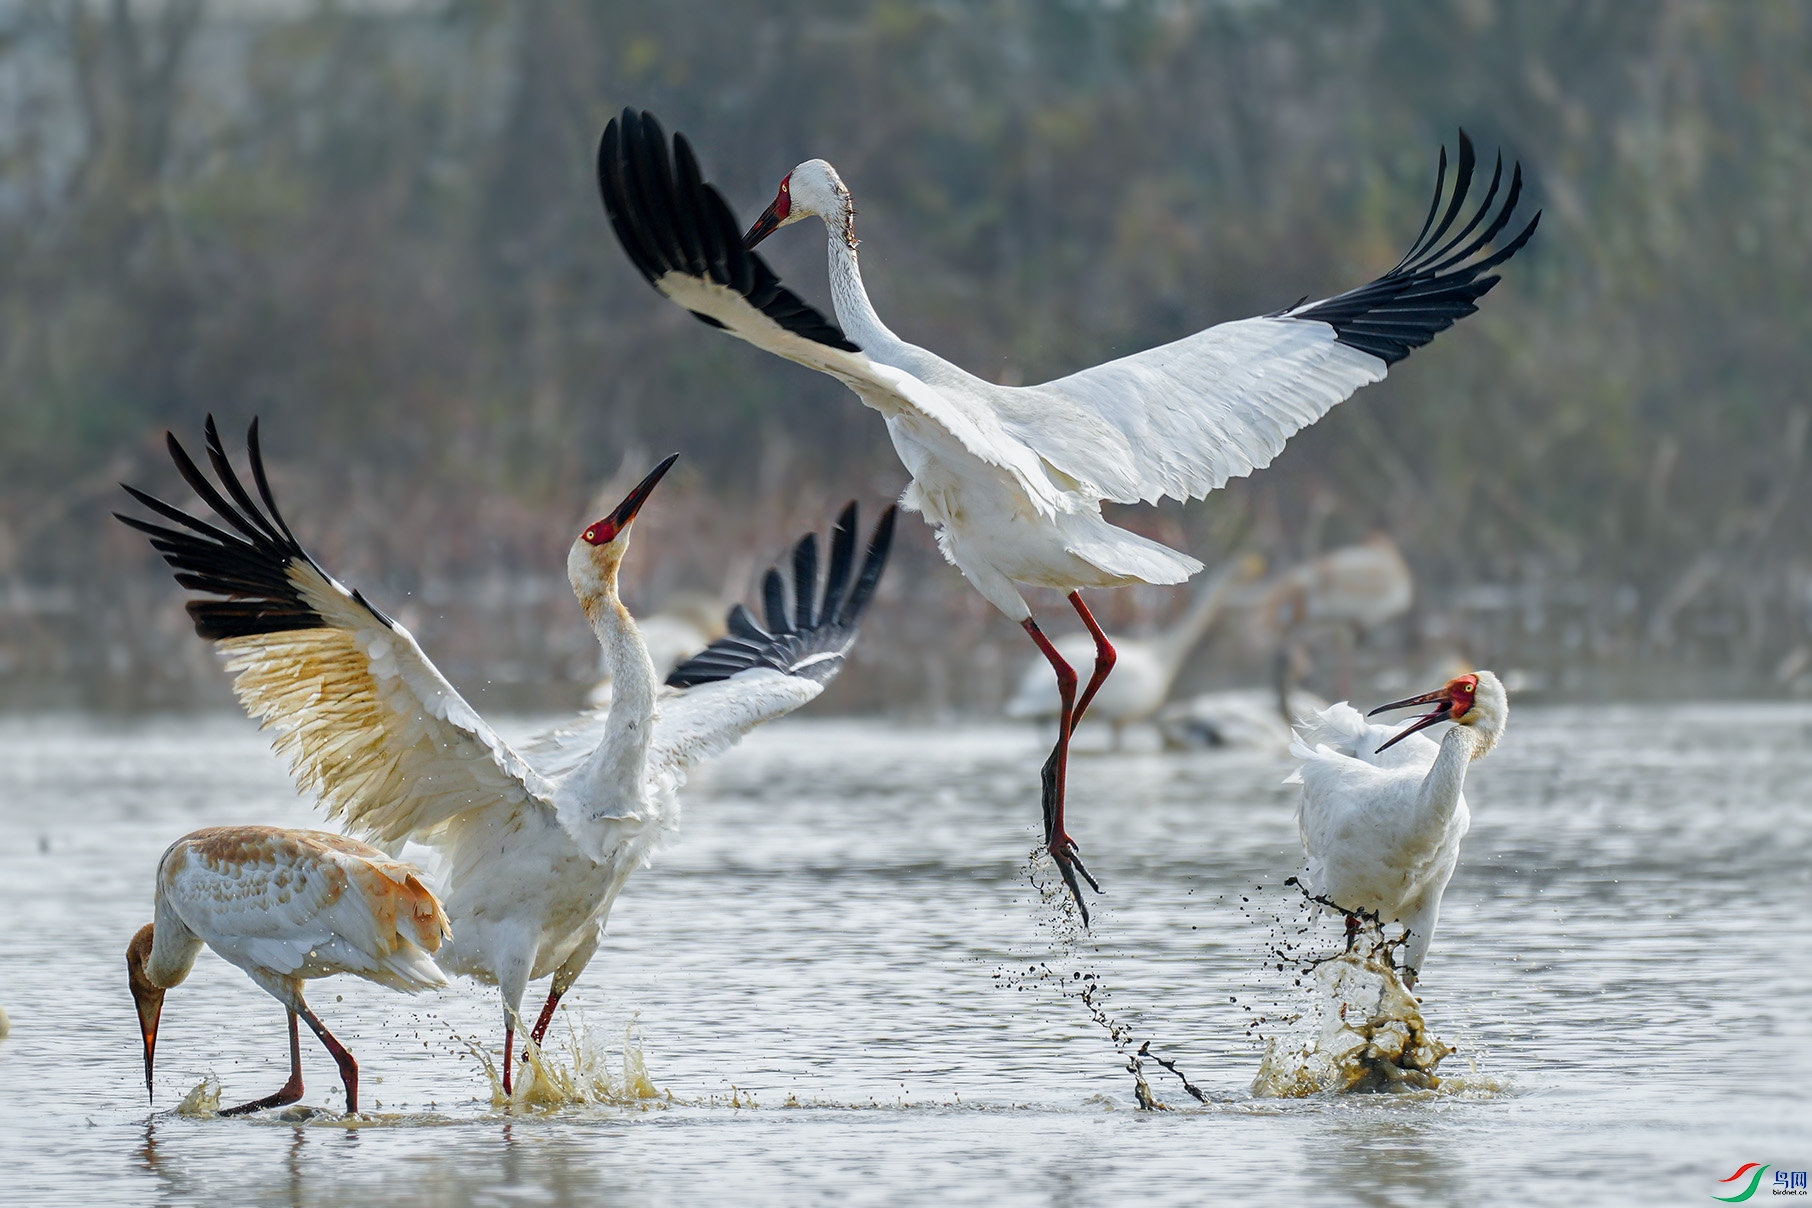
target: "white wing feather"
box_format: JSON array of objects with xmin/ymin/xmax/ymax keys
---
[
  {"xmin": 655, "ymin": 274, "xmax": 1070, "ymax": 517},
  {"xmin": 642, "ymin": 670, "xmax": 823, "ymax": 798},
  {"xmin": 222, "ymin": 559, "xmax": 557, "ymax": 846},
  {"xmin": 521, "ymin": 670, "xmax": 823, "ymax": 800},
  {"xmin": 1004, "ymin": 316, "xmax": 1386, "ymax": 506}
]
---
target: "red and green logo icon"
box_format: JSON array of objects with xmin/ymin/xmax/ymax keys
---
[{"xmin": 1713, "ymin": 1164, "xmax": 1769, "ymax": 1202}]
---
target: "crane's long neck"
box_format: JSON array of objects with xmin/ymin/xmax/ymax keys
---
[
  {"xmin": 143, "ymin": 897, "xmax": 203, "ymax": 989},
  {"xmin": 571, "ymin": 582, "xmax": 657, "ymax": 821},
  {"xmin": 823, "ymin": 214, "xmax": 901, "ymax": 354},
  {"xmin": 1414, "ymin": 725, "xmax": 1484, "ymax": 826}
]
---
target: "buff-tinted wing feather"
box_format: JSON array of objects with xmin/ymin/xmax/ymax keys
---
[{"xmin": 119, "ymin": 419, "xmax": 557, "ymax": 846}]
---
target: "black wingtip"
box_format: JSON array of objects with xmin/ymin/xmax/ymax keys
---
[
  {"xmin": 840, "ymin": 504, "xmax": 897, "ymax": 626},
  {"xmin": 120, "ymin": 419, "xmax": 342, "ymax": 642},
  {"xmin": 1289, "ymin": 131, "xmax": 1539, "ymax": 365},
  {"xmin": 664, "ymin": 501, "xmax": 895, "ymax": 690},
  {"xmin": 594, "ymin": 107, "xmax": 861, "ymax": 354}
]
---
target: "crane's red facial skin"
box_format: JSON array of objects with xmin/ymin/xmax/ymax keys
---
[
  {"xmin": 742, "ymin": 173, "xmax": 792, "ymax": 249},
  {"xmin": 581, "ymin": 454, "xmax": 678, "ymax": 547},
  {"xmin": 1446, "ymin": 674, "xmax": 1480, "ymax": 720},
  {"xmin": 1369, "ymin": 673, "xmax": 1479, "ymax": 752}
]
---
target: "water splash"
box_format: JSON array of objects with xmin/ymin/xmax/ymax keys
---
[
  {"xmin": 457, "ymin": 1014, "xmax": 669, "ymax": 1113},
  {"xmin": 1250, "ymin": 945, "xmax": 1453, "ymax": 1097},
  {"xmin": 1010, "ymin": 851, "xmax": 1211, "ymax": 1111},
  {"xmin": 175, "ymin": 1077, "xmax": 222, "ymax": 1116}
]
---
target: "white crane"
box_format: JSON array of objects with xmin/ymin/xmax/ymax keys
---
[
  {"xmin": 1003, "ymin": 555, "xmax": 1260, "ymax": 746},
  {"xmin": 126, "ymin": 825, "xmax": 450, "ymax": 1116},
  {"xmin": 1285, "ymin": 670, "xmax": 1508, "ymax": 986},
  {"xmin": 1260, "ymin": 533, "xmax": 1415, "ymax": 717},
  {"xmin": 120, "ymin": 418, "xmax": 896, "ymax": 1096},
  {"xmin": 595, "ymin": 109, "xmax": 1538, "ymax": 919}
]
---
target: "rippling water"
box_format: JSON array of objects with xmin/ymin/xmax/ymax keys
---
[{"xmin": 1, "ymin": 706, "xmax": 1809, "ymax": 1204}]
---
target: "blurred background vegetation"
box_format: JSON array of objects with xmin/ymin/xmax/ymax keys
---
[{"xmin": 2, "ymin": 0, "xmax": 1808, "ymax": 713}]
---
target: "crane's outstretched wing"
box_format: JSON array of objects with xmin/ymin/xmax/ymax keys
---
[
  {"xmin": 118, "ymin": 418, "xmax": 557, "ymax": 846},
  {"xmin": 1006, "ymin": 134, "xmax": 1540, "ymax": 506},
  {"xmin": 648, "ymin": 502, "xmax": 896, "ymax": 793},
  {"xmin": 597, "ymin": 109, "xmax": 1071, "ymax": 516},
  {"xmin": 519, "ymin": 504, "xmax": 896, "ymax": 786},
  {"xmin": 599, "ymin": 107, "xmax": 856, "ymax": 355}
]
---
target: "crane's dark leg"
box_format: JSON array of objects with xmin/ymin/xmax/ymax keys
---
[
  {"xmin": 502, "ymin": 1025, "xmax": 515, "ymax": 1097},
  {"xmin": 296, "ymin": 1002, "xmax": 359, "ymax": 1115},
  {"xmin": 1023, "ymin": 617, "xmax": 1101, "ymax": 922},
  {"xmin": 219, "ymin": 1010, "xmax": 306, "ymax": 1116}
]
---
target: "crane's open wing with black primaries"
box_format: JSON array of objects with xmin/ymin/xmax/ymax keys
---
[
  {"xmin": 116, "ymin": 417, "xmax": 555, "ymax": 845},
  {"xmin": 600, "ymin": 108, "xmax": 857, "ymax": 353},
  {"xmin": 646, "ymin": 502, "xmax": 896, "ymax": 792},
  {"xmin": 597, "ymin": 109, "xmax": 1118, "ymax": 520},
  {"xmin": 666, "ymin": 502, "xmax": 897, "ymax": 689},
  {"xmin": 1009, "ymin": 132, "xmax": 1540, "ymax": 507},
  {"xmin": 519, "ymin": 504, "xmax": 896, "ymax": 789}
]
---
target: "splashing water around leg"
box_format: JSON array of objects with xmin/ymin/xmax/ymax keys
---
[
  {"xmin": 456, "ymin": 1011, "xmax": 669, "ymax": 1112},
  {"xmin": 1251, "ymin": 911, "xmax": 1455, "ymax": 1097}
]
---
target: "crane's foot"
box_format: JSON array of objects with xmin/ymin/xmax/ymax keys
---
[
  {"xmin": 1049, "ymin": 833, "xmax": 1102, "ymax": 925},
  {"xmin": 219, "ymin": 1072, "xmax": 304, "ymax": 1117}
]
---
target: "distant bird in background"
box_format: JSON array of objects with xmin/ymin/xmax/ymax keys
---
[
  {"xmin": 1005, "ymin": 555, "xmax": 1262, "ymax": 747},
  {"xmin": 1157, "ymin": 687, "xmax": 1329, "ymax": 753},
  {"xmin": 120, "ymin": 418, "xmax": 895, "ymax": 1096},
  {"xmin": 596, "ymin": 109, "xmax": 1538, "ymax": 920},
  {"xmin": 126, "ymin": 826, "xmax": 449, "ymax": 1116},
  {"xmin": 1260, "ymin": 534, "xmax": 1414, "ymax": 721},
  {"xmin": 1285, "ymin": 670, "xmax": 1508, "ymax": 986}
]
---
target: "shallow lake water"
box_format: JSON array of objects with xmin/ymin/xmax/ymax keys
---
[{"xmin": 0, "ymin": 706, "xmax": 1808, "ymax": 1205}]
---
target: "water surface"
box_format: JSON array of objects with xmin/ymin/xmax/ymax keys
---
[{"xmin": 1, "ymin": 707, "xmax": 1808, "ymax": 1204}]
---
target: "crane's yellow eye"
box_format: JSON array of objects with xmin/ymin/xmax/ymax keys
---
[{"xmin": 584, "ymin": 529, "xmax": 595, "ymax": 541}]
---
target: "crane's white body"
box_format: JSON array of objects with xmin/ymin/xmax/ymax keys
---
[
  {"xmin": 143, "ymin": 827, "xmax": 449, "ymax": 1008},
  {"xmin": 664, "ymin": 167, "xmax": 1392, "ymax": 621},
  {"xmin": 1005, "ymin": 559, "xmax": 1252, "ymax": 737},
  {"xmin": 1286, "ymin": 671, "xmax": 1507, "ymax": 982}
]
